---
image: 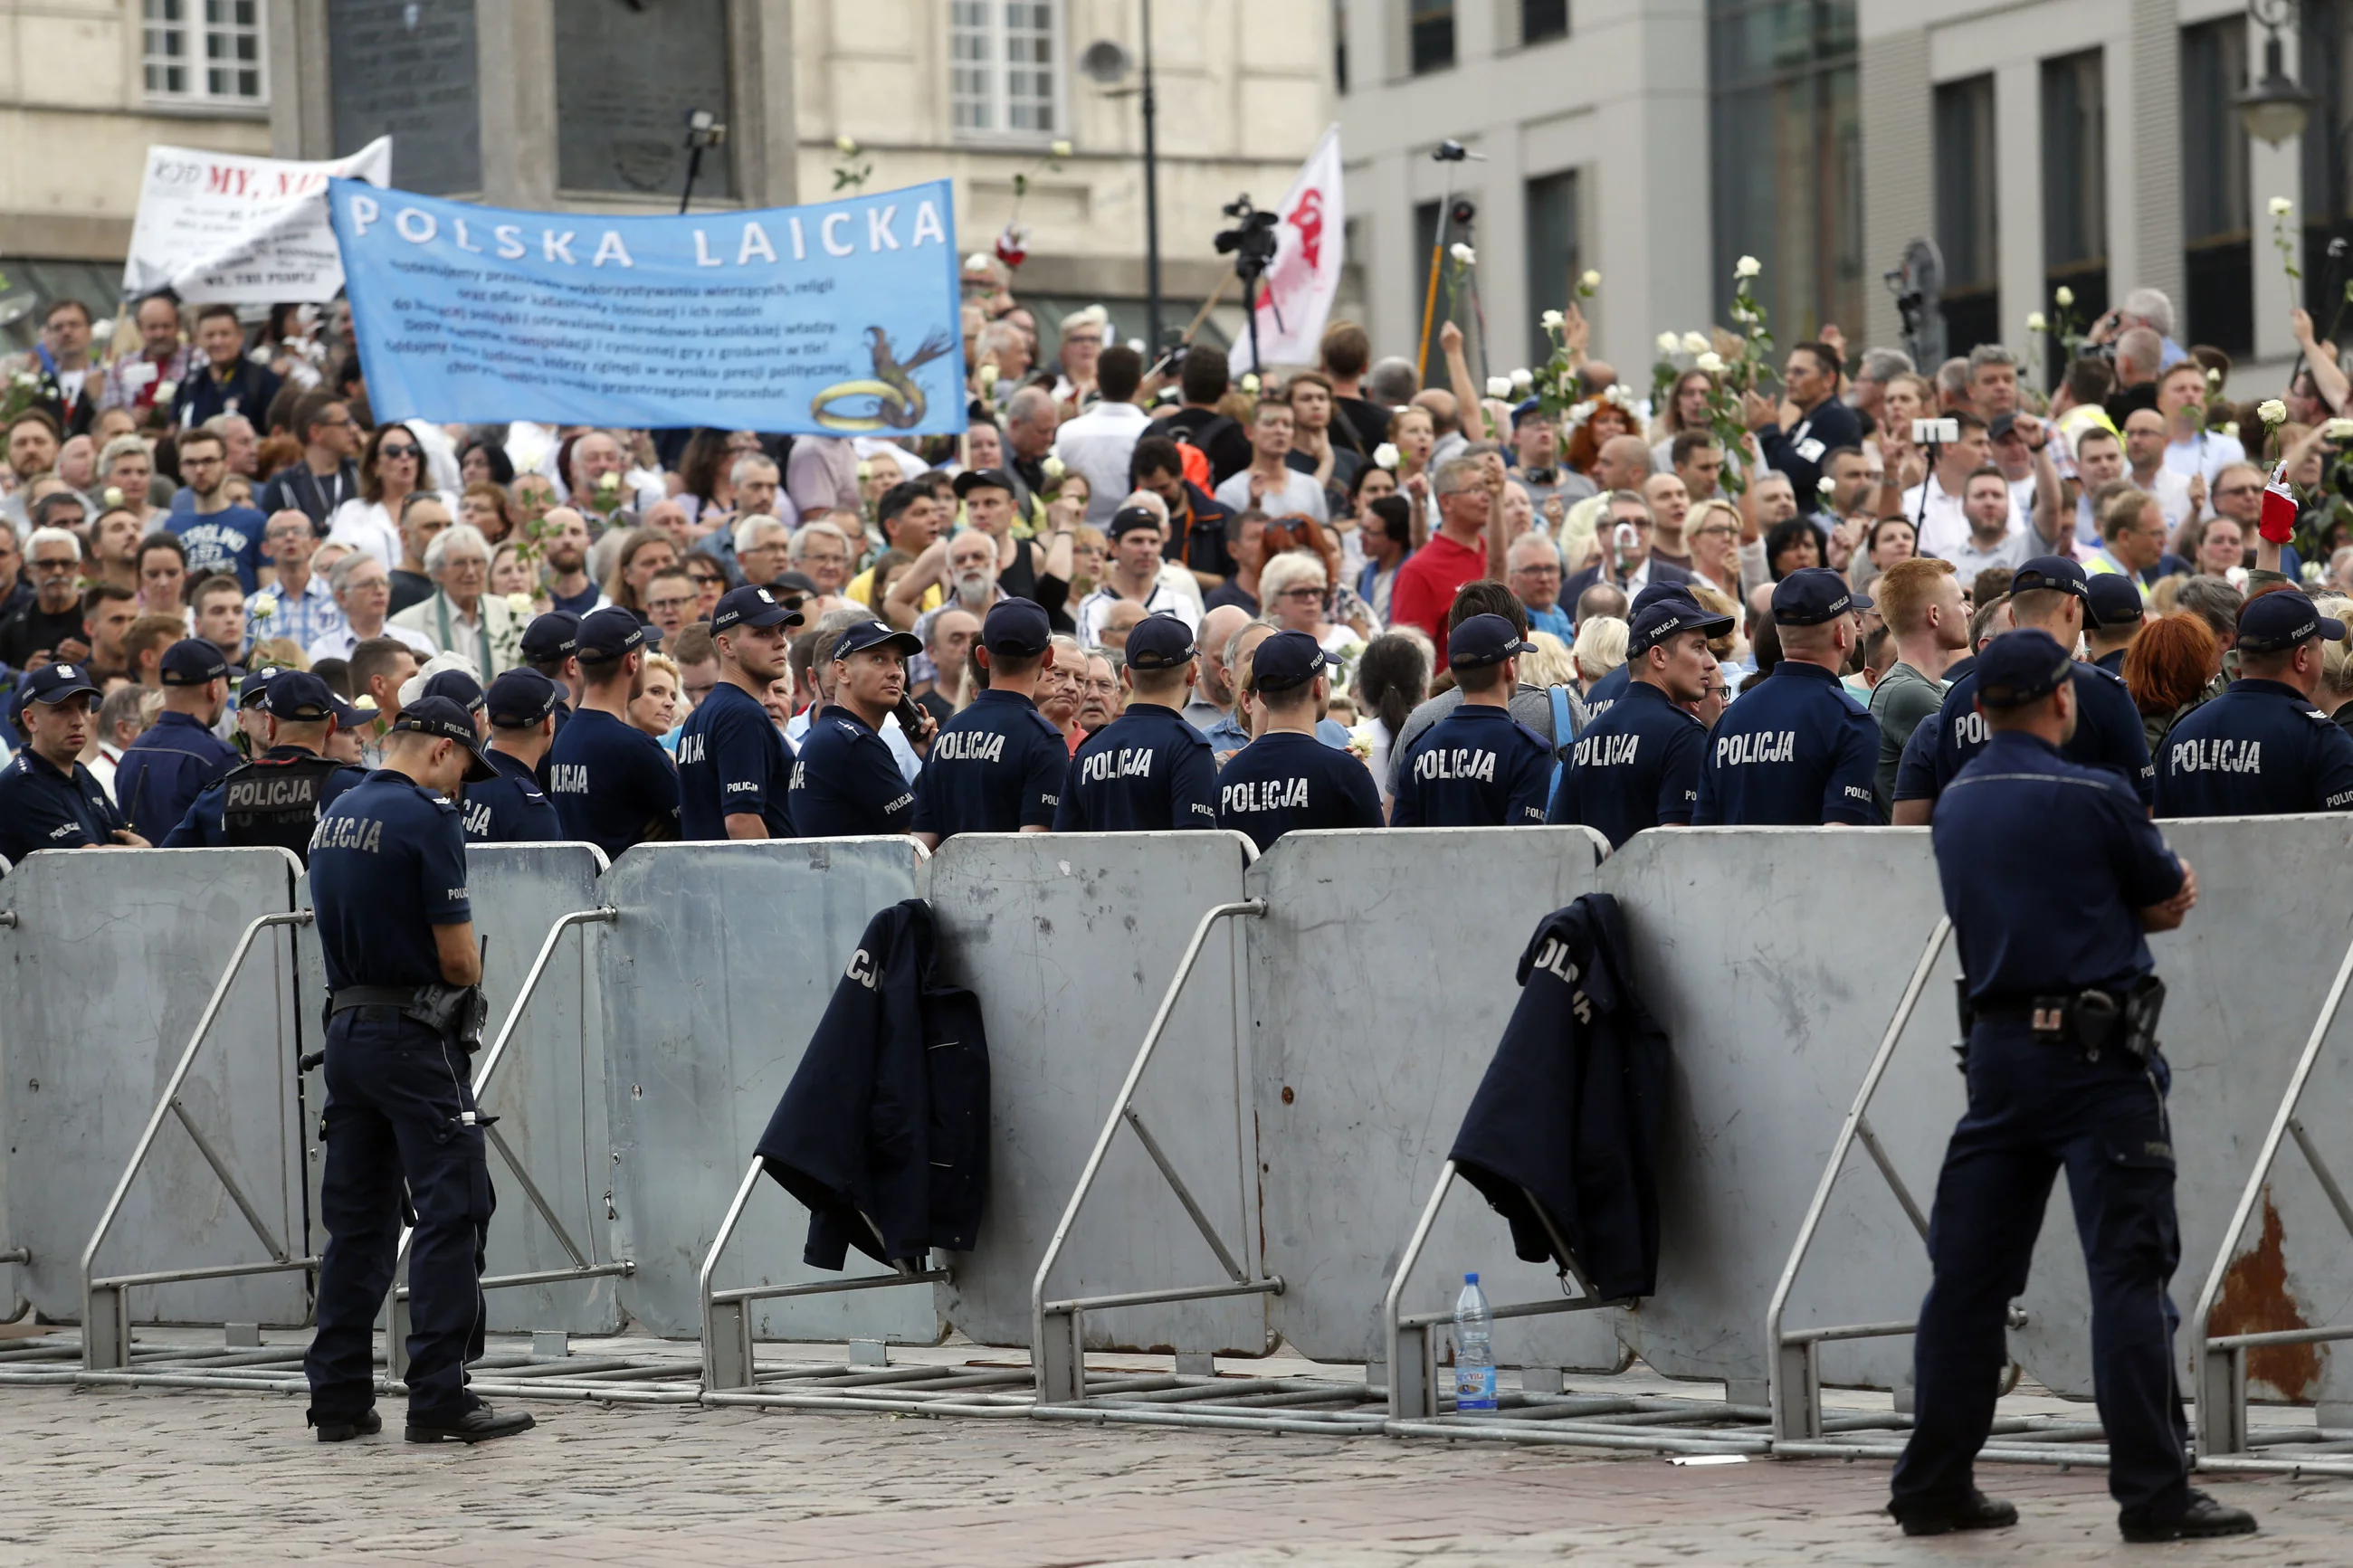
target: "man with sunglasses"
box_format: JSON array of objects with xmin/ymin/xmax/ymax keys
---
[{"xmin": 0, "ymin": 527, "xmax": 94, "ymax": 672}]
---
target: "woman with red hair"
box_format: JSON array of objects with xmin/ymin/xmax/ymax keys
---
[{"xmin": 2122, "ymin": 613, "xmax": 2222, "ymax": 751}]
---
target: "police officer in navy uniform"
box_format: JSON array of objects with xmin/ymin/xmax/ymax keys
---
[
  {"xmin": 2155, "ymin": 591, "xmax": 2353, "ymax": 818},
  {"xmin": 910, "ymin": 599, "xmax": 1065, "ymax": 848},
  {"xmin": 1549, "ymin": 594, "xmax": 1732, "ymax": 846},
  {"xmin": 1892, "ymin": 557, "xmax": 2155, "ymax": 825},
  {"xmin": 679, "ymin": 584, "xmax": 804, "ymax": 841},
  {"xmin": 302, "ymin": 695, "xmax": 535, "ymax": 1447},
  {"xmin": 519, "ymin": 611, "xmax": 580, "ymax": 786},
  {"xmin": 1391, "ymin": 614, "xmax": 1552, "ymax": 827},
  {"xmin": 1215, "ymin": 630, "xmax": 1385, "ymax": 851},
  {"xmin": 1891, "ymin": 631, "xmax": 2253, "ymax": 1544},
  {"xmin": 114, "ymin": 638, "xmax": 239, "ymax": 840},
  {"xmin": 1572, "ymin": 581, "xmax": 1695, "ymax": 726},
  {"xmin": 1692, "ymin": 568, "xmax": 1880, "ymax": 825},
  {"xmin": 419, "ymin": 668, "xmax": 489, "ymax": 736},
  {"xmin": 790, "ymin": 619, "xmax": 933, "ymax": 837},
  {"xmin": 462, "ymin": 670, "xmax": 565, "ymax": 842},
  {"xmin": 1056, "ymin": 613, "xmax": 1219, "ymax": 832},
  {"xmin": 543, "ymin": 607, "xmax": 681, "ymax": 860},
  {"xmin": 2085, "ymin": 575, "xmax": 2144, "ymax": 677},
  {"xmin": 0, "ymin": 662, "xmax": 146, "ymax": 864},
  {"xmin": 162, "ymin": 670, "xmax": 367, "ymax": 859}
]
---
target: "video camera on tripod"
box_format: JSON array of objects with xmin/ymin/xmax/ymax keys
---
[{"xmin": 1217, "ymin": 194, "xmax": 1282, "ymax": 374}]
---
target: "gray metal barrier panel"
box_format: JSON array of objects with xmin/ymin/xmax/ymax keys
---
[
  {"xmin": 601, "ymin": 839, "xmax": 931, "ymax": 1341},
  {"xmin": 1249, "ymin": 827, "xmax": 1627, "ymax": 1372},
  {"xmin": 929, "ymin": 832, "xmax": 1265, "ymax": 1355},
  {"xmin": 1, "ymin": 848, "xmax": 309, "ymax": 1326}
]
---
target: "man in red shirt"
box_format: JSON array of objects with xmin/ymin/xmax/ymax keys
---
[{"xmin": 1386, "ymin": 457, "xmax": 1491, "ymax": 668}]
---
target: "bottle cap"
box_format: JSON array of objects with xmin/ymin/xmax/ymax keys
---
[{"xmin": 1465, "ymin": 1272, "xmax": 1478, "ymax": 1285}]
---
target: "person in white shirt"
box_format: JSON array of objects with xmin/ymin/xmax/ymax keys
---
[
  {"xmin": 306, "ymin": 550, "xmax": 437, "ymax": 662},
  {"xmin": 1213, "ymin": 398, "xmax": 1329, "ymax": 525},
  {"xmin": 1048, "ymin": 345, "xmax": 1150, "ymax": 527},
  {"xmin": 2120, "ymin": 407, "xmax": 2197, "ymax": 536},
  {"xmin": 1076, "ymin": 508, "xmax": 1204, "ymax": 650},
  {"xmin": 1900, "ymin": 412, "xmax": 2024, "ymax": 560},
  {"xmin": 1940, "ymin": 469, "xmax": 2033, "ymax": 581},
  {"xmin": 327, "ymin": 424, "xmax": 446, "ymax": 568},
  {"xmin": 2157, "ymin": 360, "xmax": 2243, "ymax": 492}
]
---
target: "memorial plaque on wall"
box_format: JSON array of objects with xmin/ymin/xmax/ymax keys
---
[
  {"xmin": 556, "ymin": 0, "xmax": 735, "ymax": 198},
  {"xmin": 329, "ymin": 0, "xmax": 482, "ymax": 195}
]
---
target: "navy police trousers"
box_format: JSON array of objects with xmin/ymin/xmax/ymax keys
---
[
  {"xmin": 1891, "ymin": 1022, "xmax": 2189, "ymax": 1521},
  {"xmin": 301, "ymin": 1007, "xmax": 494, "ymax": 1423}
]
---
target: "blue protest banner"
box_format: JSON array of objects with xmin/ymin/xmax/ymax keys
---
[{"xmin": 328, "ymin": 178, "xmax": 964, "ymax": 434}]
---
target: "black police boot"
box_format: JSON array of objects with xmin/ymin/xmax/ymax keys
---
[
  {"xmin": 2119, "ymin": 1488, "xmax": 2258, "ymax": 1543},
  {"xmin": 310, "ymin": 1408, "xmax": 382, "ymax": 1443},
  {"xmin": 1891, "ymin": 1489, "xmax": 2019, "ymax": 1536},
  {"xmin": 404, "ymin": 1399, "xmax": 536, "ymax": 1445}
]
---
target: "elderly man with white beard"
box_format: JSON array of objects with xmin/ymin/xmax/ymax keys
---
[{"xmin": 900, "ymin": 529, "xmax": 1011, "ymax": 698}]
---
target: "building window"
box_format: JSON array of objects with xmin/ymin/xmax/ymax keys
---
[
  {"xmin": 1524, "ymin": 170, "xmax": 1581, "ymax": 365},
  {"xmin": 2298, "ymin": 0, "xmax": 2353, "ymax": 321},
  {"xmin": 2181, "ymin": 18, "xmax": 2252, "ymax": 356},
  {"xmin": 2043, "ymin": 50, "xmax": 2110, "ymax": 336},
  {"xmin": 1521, "ymin": 0, "xmax": 1569, "ymax": 47},
  {"xmin": 1414, "ymin": 199, "xmax": 1444, "ymax": 353},
  {"xmin": 1935, "ymin": 74, "xmax": 1999, "ymax": 359},
  {"xmin": 1335, "ymin": 0, "xmax": 1349, "ymax": 93},
  {"xmin": 952, "ymin": 0, "xmax": 1062, "ymax": 138},
  {"xmin": 144, "ymin": 0, "xmax": 267, "ymax": 105},
  {"xmin": 1409, "ymin": 0, "xmax": 1455, "ymax": 75}
]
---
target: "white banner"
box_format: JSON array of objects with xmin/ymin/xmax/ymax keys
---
[
  {"xmin": 121, "ymin": 138, "xmax": 393, "ymax": 304},
  {"xmin": 1230, "ymin": 125, "xmax": 1344, "ymax": 375}
]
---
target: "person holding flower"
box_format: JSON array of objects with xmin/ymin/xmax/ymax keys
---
[
  {"xmin": 390, "ymin": 522, "xmax": 524, "ymax": 678},
  {"xmin": 245, "ymin": 509, "xmax": 345, "ymax": 651},
  {"xmin": 1742, "ymin": 340, "xmax": 1861, "ymax": 508}
]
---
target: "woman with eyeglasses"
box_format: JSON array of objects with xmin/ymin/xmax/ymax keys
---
[{"xmin": 328, "ymin": 423, "xmax": 446, "ymax": 571}]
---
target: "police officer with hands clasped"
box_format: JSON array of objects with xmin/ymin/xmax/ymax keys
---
[
  {"xmin": 1215, "ymin": 629, "xmax": 1385, "ymax": 851},
  {"xmin": 462, "ymin": 670, "xmax": 565, "ymax": 842},
  {"xmin": 0, "ymin": 662, "xmax": 148, "ymax": 863},
  {"xmin": 679, "ymin": 584, "xmax": 805, "ymax": 841},
  {"xmin": 791, "ymin": 618, "xmax": 934, "ymax": 837},
  {"xmin": 1550, "ymin": 593, "xmax": 1732, "ymax": 846},
  {"xmin": 1056, "ymin": 612, "xmax": 1219, "ymax": 832},
  {"xmin": 1890, "ymin": 629, "xmax": 2253, "ymax": 1544},
  {"xmin": 1692, "ymin": 568, "xmax": 1880, "ymax": 825},
  {"xmin": 2154, "ymin": 591, "xmax": 2353, "ymax": 817},
  {"xmin": 1391, "ymin": 613, "xmax": 1553, "ymax": 827},
  {"xmin": 911, "ymin": 598, "xmax": 1066, "ymax": 848},
  {"xmin": 162, "ymin": 670, "xmax": 367, "ymax": 857},
  {"xmin": 544, "ymin": 607, "xmax": 680, "ymax": 860},
  {"xmin": 301, "ymin": 695, "xmax": 536, "ymax": 1447},
  {"xmin": 114, "ymin": 638, "xmax": 240, "ymax": 841}
]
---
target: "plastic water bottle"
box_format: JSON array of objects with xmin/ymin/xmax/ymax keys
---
[{"xmin": 1453, "ymin": 1272, "xmax": 1496, "ymax": 1411}]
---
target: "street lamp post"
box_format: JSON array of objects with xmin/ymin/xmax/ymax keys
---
[{"xmin": 2238, "ymin": 0, "xmax": 2313, "ymax": 147}]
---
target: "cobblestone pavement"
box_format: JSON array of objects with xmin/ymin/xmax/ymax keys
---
[{"xmin": 2, "ymin": 1371, "xmax": 2345, "ymax": 1567}]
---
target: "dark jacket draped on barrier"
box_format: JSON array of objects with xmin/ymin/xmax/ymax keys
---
[
  {"xmin": 1449, "ymin": 893, "xmax": 1671, "ymax": 1301},
  {"xmin": 756, "ymin": 898, "xmax": 989, "ymax": 1269}
]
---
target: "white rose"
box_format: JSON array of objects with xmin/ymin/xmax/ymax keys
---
[
  {"xmin": 1580, "ymin": 269, "xmax": 1601, "ymax": 290},
  {"xmin": 1542, "ymin": 309, "xmax": 1566, "ymax": 330},
  {"xmin": 1734, "ymin": 254, "xmax": 1762, "ymax": 279},
  {"xmin": 90, "ymin": 318, "xmax": 115, "ymax": 342},
  {"xmin": 1450, "ymin": 242, "xmax": 1476, "ymax": 267},
  {"xmin": 1241, "ymin": 373, "xmax": 1261, "ymax": 394},
  {"xmin": 1510, "ymin": 367, "xmax": 1534, "ymax": 392},
  {"xmin": 1694, "ymin": 351, "xmax": 1726, "ymax": 375},
  {"xmin": 855, "ymin": 460, "xmax": 872, "ymax": 480},
  {"xmin": 835, "ymin": 134, "xmax": 859, "ymax": 156},
  {"xmin": 2222, "ymin": 422, "xmax": 2241, "ymax": 440},
  {"xmin": 12, "ymin": 369, "xmax": 37, "ymax": 387},
  {"xmin": 2259, "ymin": 399, "xmax": 2289, "ymax": 425},
  {"xmin": 1656, "ymin": 331, "xmax": 1681, "ymax": 356},
  {"xmin": 1681, "ymin": 331, "xmax": 1711, "ymax": 356},
  {"xmin": 2207, "ymin": 367, "xmax": 2224, "ymax": 385},
  {"xmin": 1050, "ymin": 139, "xmax": 1072, "ymax": 158},
  {"xmin": 506, "ymin": 593, "xmax": 535, "ymax": 615},
  {"xmin": 154, "ymin": 378, "xmax": 178, "ymax": 401},
  {"xmin": 1374, "ymin": 442, "xmax": 1400, "ymax": 470},
  {"xmin": 1816, "ymin": 476, "xmax": 1835, "ymax": 496},
  {"xmin": 2271, "ymin": 195, "xmax": 2296, "ymax": 217},
  {"xmin": 2024, "ymin": 311, "xmax": 2047, "ymax": 332},
  {"xmin": 965, "ymin": 252, "xmax": 996, "ymax": 273},
  {"xmin": 250, "ymin": 593, "xmax": 278, "ymax": 619},
  {"xmin": 2053, "ymin": 286, "xmax": 2075, "ymax": 308},
  {"xmin": 976, "ymin": 363, "xmax": 999, "ymax": 388},
  {"xmin": 1485, "ymin": 375, "xmax": 1512, "ymax": 399},
  {"xmin": 1042, "ymin": 455, "xmax": 1067, "ymax": 480},
  {"xmin": 102, "ymin": 486, "xmax": 126, "ymax": 509}
]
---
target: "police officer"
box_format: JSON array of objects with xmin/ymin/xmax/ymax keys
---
[
  {"xmin": 0, "ymin": 663, "xmax": 146, "ymax": 863},
  {"xmin": 1893, "ymin": 557, "xmax": 2155, "ymax": 824},
  {"xmin": 1549, "ymin": 594, "xmax": 1732, "ymax": 846},
  {"xmin": 2155, "ymin": 592, "xmax": 2353, "ymax": 817},
  {"xmin": 2085, "ymin": 575, "xmax": 2144, "ymax": 676},
  {"xmin": 162, "ymin": 670, "xmax": 367, "ymax": 857},
  {"xmin": 790, "ymin": 618, "xmax": 931, "ymax": 838},
  {"xmin": 462, "ymin": 670, "xmax": 564, "ymax": 842},
  {"xmin": 543, "ymin": 607, "xmax": 680, "ymax": 860},
  {"xmin": 678, "ymin": 584, "xmax": 804, "ymax": 840},
  {"xmin": 1573, "ymin": 581, "xmax": 1698, "ymax": 725},
  {"xmin": 910, "ymin": 598, "xmax": 1066, "ymax": 848},
  {"xmin": 114, "ymin": 638, "xmax": 238, "ymax": 839},
  {"xmin": 1890, "ymin": 631, "xmax": 2253, "ymax": 1544},
  {"xmin": 302, "ymin": 695, "xmax": 535, "ymax": 1446},
  {"xmin": 1692, "ymin": 568, "xmax": 1880, "ymax": 825},
  {"xmin": 1056, "ymin": 613, "xmax": 1219, "ymax": 832},
  {"xmin": 1215, "ymin": 630, "xmax": 1384, "ymax": 851},
  {"xmin": 417, "ymin": 667, "xmax": 489, "ymax": 737},
  {"xmin": 1391, "ymin": 614, "xmax": 1552, "ymax": 827},
  {"xmin": 519, "ymin": 610, "xmax": 580, "ymax": 787}
]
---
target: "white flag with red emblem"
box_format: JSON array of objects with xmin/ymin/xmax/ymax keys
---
[
  {"xmin": 2261, "ymin": 461, "xmax": 2299, "ymax": 544},
  {"xmin": 1230, "ymin": 125, "xmax": 1345, "ymax": 375}
]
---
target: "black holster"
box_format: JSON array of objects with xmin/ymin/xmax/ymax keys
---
[{"xmin": 330, "ymin": 984, "xmax": 490, "ymax": 1052}]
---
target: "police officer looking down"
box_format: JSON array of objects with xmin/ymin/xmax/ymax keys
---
[
  {"xmin": 1390, "ymin": 614, "xmax": 1552, "ymax": 827},
  {"xmin": 1691, "ymin": 568, "xmax": 1880, "ymax": 825},
  {"xmin": 544, "ymin": 607, "xmax": 681, "ymax": 860},
  {"xmin": 2154, "ymin": 592, "xmax": 2353, "ymax": 817},
  {"xmin": 1549, "ymin": 594, "xmax": 1732, "ymax": 846},
  {"xmin": 1056, "ymin": 613, "xmax": 1219, "ymax": 832},
  {"xmin": 0, "ymin": 662, "xmax": 147, "ymax": 863},
  {"xmin": 1215, "ymin": 630, "xmax": 1384, "ymax": 851},
  {"xmin": 462, "ymin": 670, "xmax": 564, "ymax": 842},
  {"xmin": 302, "ymin": 696, "xmax": 536, "ymax": 1447},
  {"xmin": 911, "ymin": 598, "xmax": 1065, "ymax": 848},
  {"xmin": 1889, "ymin": 630, "xmax": 2253, "ymax": 1544},
  {"xmin": 114, "ymin": 638, "xmax": 238, "ymax": 841},
  {"xmin": 790, "ymin": 619, "xmax": 933, "ymax": 838},
  {"xmin": 162, "ymin": 670, "xmax": 366, "ymax": 856},
  {"xmin": 2084, "ymin": 575, "xmax": 2146, "ymax": 676},
  {"xmin": 678, "ymin": 585, "xmax": 805, "ymax": 841}
]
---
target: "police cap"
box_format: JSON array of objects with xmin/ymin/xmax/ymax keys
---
[
  {"xmin": 711, "ymin": 584, "xmax": 806, "ymax": 635},
  {"xmin": 951, "ymin": 467, "xmax": 1018, "ymax": 499},
  {"xmin": 1448, "ymin": 613, "xmax": 1538, "ymax": 670},
  {"xmin": 2085, "ymin": 574, "xmax": 2145, "ymax": 629},
  {"xmin": 1252, "ymin": 629, "xmax": 1328, "ymax": 692},
  {"xmin": 832, "ymin": 619, "xmax": 924, "ymax": 661},
  {"xmin": 16, "ymin": 660, "xmax": 100, "ymax": 710},
  {"xmin": 520, "ymin": 611, "xmax": 581, "ymax": 664},
  {"xmin": 264, "ymin": 670, "xmax": 362, "ymax": 728},
  {"xmin": 422, "ymin": 669, "xmax": 486, "ymax": 714},
  {"xmin": 485, "ymin": 669, "xmax": 563, "ymax": 729},
  {"xmin": 239, "ymin": 666, "xmax": 281, "ymax": 708},
  {"xmin": 1974, "ymin": 629, "xmax": 2075, "ymax": 709},
  {"xmin": 1771, "ymin": 567, "xmax": 1872, "ymax": 627},
  {"xmin": 2236, "ymin": 589, "xmax": 2348, "ymax": 654},
  {"xmin": 981, "ymin": 597, "xmax": 1053, "ymax": 656},
  {"xmin": 1107, "ymin": 505, "xmax": 1163, "ymax": 540},
  {"xmin": 2009, "ymin": 556, "xmax": 2097, "ymax": 623},
  {"xmin": 1628, "ymin": 597, "xmax": 1736, "ymax": 657},
  {"xmin": 389, "ymin": 695, "xmax": 500, "ymax": 782},
  {"xmin": 158, "ymin": 638, "xmax": 229, "ymax": 687},
  {"xmin": 1632, "ymin": 582, "xmax": 1701, "ymax": 615},
  {"xmin": 1125, "ymin": 613, "xmax": 1196, "ymax": 670},
  {"xmin": 575, "ymin": 606, "xmax": 647, "ymax": 663}
]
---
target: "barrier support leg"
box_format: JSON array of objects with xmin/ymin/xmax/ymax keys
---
[
  {"xmin": 1037, "ymin": 1306, "xmax": 1085, "ymax": 1405},
  {"xmin": 2199, "ymin": 1342, "xmax": 2246, "ymax": 1459},
  {"xmin": 84, "ymin": 1284, "xmax": 128, "ymax": 1371}
]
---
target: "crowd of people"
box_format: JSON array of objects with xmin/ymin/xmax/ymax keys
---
[{"xmin": 5, "ymin": 258, "xmax": 2353, "ymax": 867}]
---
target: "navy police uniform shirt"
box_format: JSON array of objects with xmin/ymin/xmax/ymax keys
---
[
  {"xmin": 1577, "ymin": 660, "xmax": 1632, "ymax": 725},
  {"xmin": 678, "ymin": 680, "xmax": 794, "ymax": 840},
  {"xmin": 0, "ymin": 747, "xmax": 126, "ymax": 863},
  {"xmin": 114, "ymin": 710, "xmax": 242, "ymax": 840},
  {"xmin": 1903, "ymin": 660, "xmax": 2155, "ymax": 813},
  {"xmin": 2153, "ymin": 679, "xmax": 2353, "ymax": 818},
  {"xmin": 1215, "ymin": 730, "xmax": 1384, "ymax": 853},
  {"xmin": 1691, "ymin": 660, "xmax": 1879, "ymax": 825},
  {"xmin": 544, "ymin": 706, "xmax": 681, "ymax": 860},
  {"xmin": 162, "ymin": 746, "xmax": 365, "ymax": 846},
  {"xmin": 790, "ymin": 706, "xmax": 917, "ymax": 838},
  {"xmin": 1055, "ymin": 701, "xmax": 1219, "ymax": 832},
  {"xmin": 462, "ymin": 747, "xmax": 563, "ymax": 842},
  {"xmin": 1934, "ymin": 730, "xmax": 2183, "ymax": 1002},
  {"xmin": 306, "ymin": 768, "xmax": 473, "ymax": 991},
  {"xmin": 910, "ymin": 688, "xmax": 1064, "ymax": 841},
  {"xmin": 1548, "ymin": 680, "xmax": 1709, "ymax": 847},
  {"xmin": 1389, "ymin": 703, "xmax": 1551, "ymax": 827}
]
